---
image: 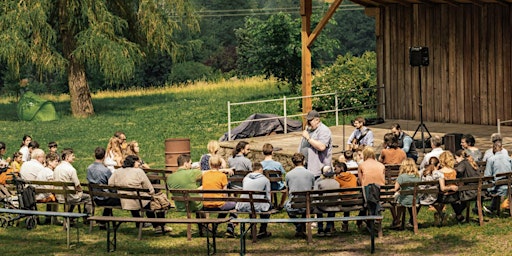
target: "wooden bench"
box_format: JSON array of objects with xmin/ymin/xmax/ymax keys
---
[
  {"xmin": 87, "ymin": 215, "xmax": 230, "ymax": 255},
  {"xmin": 170, "ymin": 189, "xmax": 278, "ymax": 242},
  {"xmin": 487, "ymin": 172, "xmax": 512, "ymax": 217},
  {"xmin": 28, "ymin": 180, "xmax": 89, "ymax": 213},
  {"xmin": 263, "ymin": 170, "xmax": 287, "ymax": 209},
  {"xmin": 397, "ymin": 175, "xmax": 495, "ymax": 233},
  {"xmin": 86, "ymin": 183, "xmax": 168, "ymax": 237},
  {"xmin": 384, "ymin": 164, "xmax": 401, "ymax": 185},
  {"xmin": 287, "ymin": 187, "xmax": 382, "ymax": 254},
  {"xmin": 0, "ymin": 207, "xmax": 87, "ymax": 248},
  {"xmin": 142, "ymin": 168, "xmax": 173, "ymax": 195}
]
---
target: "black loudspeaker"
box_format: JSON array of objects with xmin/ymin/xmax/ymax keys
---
[{"xmin": 409, "ymin": 47, "xmax": 429, "ymax": 67}]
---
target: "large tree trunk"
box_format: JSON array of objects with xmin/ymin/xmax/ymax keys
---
[
  {"xmin": 68, "ymin": 58, "xmax": 94, "ymax": 117},
  {"xmin": 59, "ymin": 0, "xmax": 94, "ymax": 118}
]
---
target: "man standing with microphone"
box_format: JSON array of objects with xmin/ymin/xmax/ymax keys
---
[{"xmin": 299, "ymin": 110, "xmax": 332, "ymax": 179}]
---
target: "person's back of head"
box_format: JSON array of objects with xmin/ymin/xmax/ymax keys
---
[
  {"xmin": 344, "ymin": 150, "xmax": 354, "ymax": 161},
  {"xmin": 253, "ymin": 162, "xmax": 263, "ymax": 172},
  {"xmin": 61, "ymin": 148, "xmax": 74, "ymax": 162},
  {"xmin": 384, "ymin": 133, "xmax": 399, "ymax": 149},
  {"xmin": 262, "ymin": 143, "xmax": 273, "ymax": 156},
  {"xmin": 123, "ymin": 155, "xmax": 139, "ymax": 168},
  {"xmin": 321, "ymin": 165, "xmax": 335, "ymax": 178},
  {"xmin": 207, "ymin": 140, "xmax": 220, "ymax": 155},
  {"xmin": 0, "ymin": 141, "xmax": 5, "ymax": 151},
  {"xmin": 29, "ymin": 140, "xmax": 40, "ymax": 149},
  {"xmin": 95, "ymin": 147, "xmax": 106, "ymax": 160},
  {"xmin": 424, "ymin": 156, "xmax": 440, "ymax": 176},
  {"xmin": 431, "ymin": 135, "xmax": 442, "ymax": 148},
  {"xmin": 177, "ymin": 154, "xmax": 191, "ymax": 168},
  {"xmin": 399, "ymin": 158, "xmax": 419, "ymax": 176},
  {"xmin": 31, "ymin": 148, "xmax": 45, "ymax": 161},
  {"xmin": 439, "ymin": 151, "xmax": 455, "ymax": 169},
  {"xmin": 362, "ymin": 147, "xmax": 376, "ymax": 161},
  {"xmin": 209, "ymin": 155, "xmax": 222, "ymax": 169},
  {"xmin": 291, "ymin": 153, "xmax": 305, "ymax": 167},
  {"xmin": 334, "ymin": 161, "xmax": 348, "ymax": 174},
  {"xmin": 46, "ymin": 152, "xmax": 60, "ymax": 164}
]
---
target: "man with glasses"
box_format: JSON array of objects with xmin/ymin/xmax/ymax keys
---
[{"xmin": 299, "ymin": 110, "xmax": 332, "ymax": 179}]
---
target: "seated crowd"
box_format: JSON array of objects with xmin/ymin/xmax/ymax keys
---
[{"xmin": 0, "ymin": 126, "xmax": 510, "ymax": 241}]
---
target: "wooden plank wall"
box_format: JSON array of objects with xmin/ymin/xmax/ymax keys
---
[{"xmin": 377, "ymin": 4, "xmax": 512, "ymax": 125}]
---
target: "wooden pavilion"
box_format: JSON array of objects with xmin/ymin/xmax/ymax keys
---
[{"xmin": 301, "ymin": 0, "xmax": 512, "ymax": 125}]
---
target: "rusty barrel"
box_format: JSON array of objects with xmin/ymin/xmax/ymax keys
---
[{"xmin": 165, "ymin": 138, "xmax": 191, "ymax": 171}]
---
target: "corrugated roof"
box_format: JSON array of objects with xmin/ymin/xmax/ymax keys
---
[{"xmin": 350, "ymin": 0, "xmax": 512, "ymax": 7}]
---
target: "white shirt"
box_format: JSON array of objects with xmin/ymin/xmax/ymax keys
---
[
  {"xmin": 54, "ymin": 161, "xmax": 81, "ymax": 201},
  {"xmin": 19, "ymin": 146, "xmax": 30, "ymax": 162},
  {"xmin": 35, "ymin": 167, "xmax": 54, "ymax": 200},
  {"xmin": 20, "ymin": 159, "xmax": 45, "ymax": 181}
]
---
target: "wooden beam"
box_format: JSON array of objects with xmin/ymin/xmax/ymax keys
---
[
  {"xmin": 301, "ymin": 0, "xmax": 313, "ymax": 116},
  {"xmin": 307, "ymin": 0, "xmax": 344, "ymax": 47}
]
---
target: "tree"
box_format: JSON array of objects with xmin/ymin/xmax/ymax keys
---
[
  {"xmin": 0, "ymin": 0, "xmax": 198, "ymax": 117},
  {"xmin": 235, "ymin": 12, "xmax": 339, "ymax": 94}
]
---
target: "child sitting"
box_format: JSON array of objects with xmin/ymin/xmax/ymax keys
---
[
  {"xmin": 333, "ymin": 161, "xmax": 357, "ymax": 232},
  {"xmin": 314, "ymin": 165, "xmax": 340, "ymax": 236}
]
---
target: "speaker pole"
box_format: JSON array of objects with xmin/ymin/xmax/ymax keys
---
[{"xmin": 412, "ymin": 65, "xmax": 432, "ymax": 153}]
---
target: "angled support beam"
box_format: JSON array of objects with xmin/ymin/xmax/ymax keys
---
[{"xmin": 307, "ymin": 0, "xmax": 344, "ymax": 47}]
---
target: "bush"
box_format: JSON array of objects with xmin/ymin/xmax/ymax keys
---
[
  {"xmin": 166, "ymin": 61, "xmax": 217, "ymax": 84},
  {"xmin": 312, "ymin": 51, "xmax": 377, "ymax": 113}
]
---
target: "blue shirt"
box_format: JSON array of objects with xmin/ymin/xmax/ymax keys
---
[{"xmin": 86, "ymin": 162, "xmax": 112, "ymax": 201}]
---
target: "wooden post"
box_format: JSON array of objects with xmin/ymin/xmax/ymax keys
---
[{"xmin": 301, "ymin": 0, "xmax": 312, "ymax": 120}]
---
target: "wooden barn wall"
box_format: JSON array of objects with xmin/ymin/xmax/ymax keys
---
[{"xmin": 376, "ymin": 4, "xmax": 512, "ymax": 125}]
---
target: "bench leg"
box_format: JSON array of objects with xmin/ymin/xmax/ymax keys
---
[
  {"xmin": 369, "ymin": 220, "xmax": 375, "ymax": 254},
  {"xmin": 239, "ymin": 222, "xmax": 247, "ymax": 256},
  {"xmin": 66, "ymin": 217, "xmax": 70, "ymax": 249},
  {"xmin": 105, "ymin": 221, "xmax": 122, "ymax": 252},
  {"xmin": 204, "ymin": 223, "xmax": 218, "ymax": 255}
]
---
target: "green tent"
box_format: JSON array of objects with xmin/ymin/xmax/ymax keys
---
[{"xmin": 17, "ymin": 92, "xmax": 58, "ymax": 121}]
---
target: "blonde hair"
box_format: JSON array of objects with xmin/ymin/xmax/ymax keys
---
[
  {"xmin": 399, "ymin": 158, "xmax": 419, "ymax": 176},
  {"xmin": 209, "ymin": 155, "xmax": 222, "ymax": 169},
  {"xmin": 207, "ymin": 140, "xmax": 220, "ymax": 155},
  {"xmin": 439, "ymin": 151, "xmax": 455, "ymax": 168},
  {"xmin": 362, "ymin": 147, "xmax": 376, "ymax": 160},
  {"xmin": 125, "ymin": 141, "xmax": 139, "ymax": 157},
  {"xmin": 106, "ymin": 137, "xmax": 123, "ymax": 165}
]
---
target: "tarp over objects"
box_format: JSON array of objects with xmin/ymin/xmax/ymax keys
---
[
  {"xmin": 220, "ymin": 113, "xmax": 302, "ymax": 141},
  {"xmin": 17, "ymin": 92, "xmax": 58, "ymax": 122}
]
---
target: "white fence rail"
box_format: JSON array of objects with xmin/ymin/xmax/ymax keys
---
[{"xmin": 226, "ymin": 88, "xmax": 384, "ymax": 142}]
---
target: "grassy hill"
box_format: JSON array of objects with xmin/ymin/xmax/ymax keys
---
[{"xmin": 0, "ymin": 78, "xmax": 300, "ymax": 179}]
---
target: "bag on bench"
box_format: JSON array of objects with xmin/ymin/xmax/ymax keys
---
[
  {"xmin": 150, "ymin": 191, "xmax": 171, "ymax": 211},
  {"xmin": 21, "ymin": 185, "xmax": 37, "ymax": 210}
]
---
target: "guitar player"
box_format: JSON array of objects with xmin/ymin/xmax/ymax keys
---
[{"xmin": 347, "ymin": 117, "xmax": 374, "ymax": 151}]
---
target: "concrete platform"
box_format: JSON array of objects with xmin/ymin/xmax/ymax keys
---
[{"xmin": 218, "ymin": 119, "xmax": 512, "ymax": 170}]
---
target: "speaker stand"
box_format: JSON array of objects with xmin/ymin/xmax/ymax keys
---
[{"xmin": 411, "ymin": 66, "xmax": 432, "ymax": 153}]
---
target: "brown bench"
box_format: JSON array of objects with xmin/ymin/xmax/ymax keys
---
[
  {"xmin": 397, "ymin": 175, "xmax": 495, "ymax": 233},
  {"xmin": 28, "ymin": 180, "xmax": 89, "ymax": 224},
  {"xmin": 86, "ymin": 183, "xmax": 171, "ymax": 238},
  {"xmin": 288, "ymin": 187, "xmax": 382, "ymax": 254},
  {"xmin": 170, "ymin": 189, "xmax": 278, "ymax": 242}
]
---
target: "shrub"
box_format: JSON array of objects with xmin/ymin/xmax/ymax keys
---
[
  {"xmin": 312, "ymin": 51, "xmax": 377, "ymax": 113},
  {"xmin": 166, "ymin": 61, "xmax": 217, "ymax": 84}
]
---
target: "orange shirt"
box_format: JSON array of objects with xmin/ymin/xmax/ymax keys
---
[{"xmin": 202, "ymin": 170, "xmax": 228, "ymax": 208}]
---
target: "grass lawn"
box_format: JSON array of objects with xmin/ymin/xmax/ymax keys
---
[{"xmin": 0, "ymin": 205, "xmax": 511, "ymax": 255}]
